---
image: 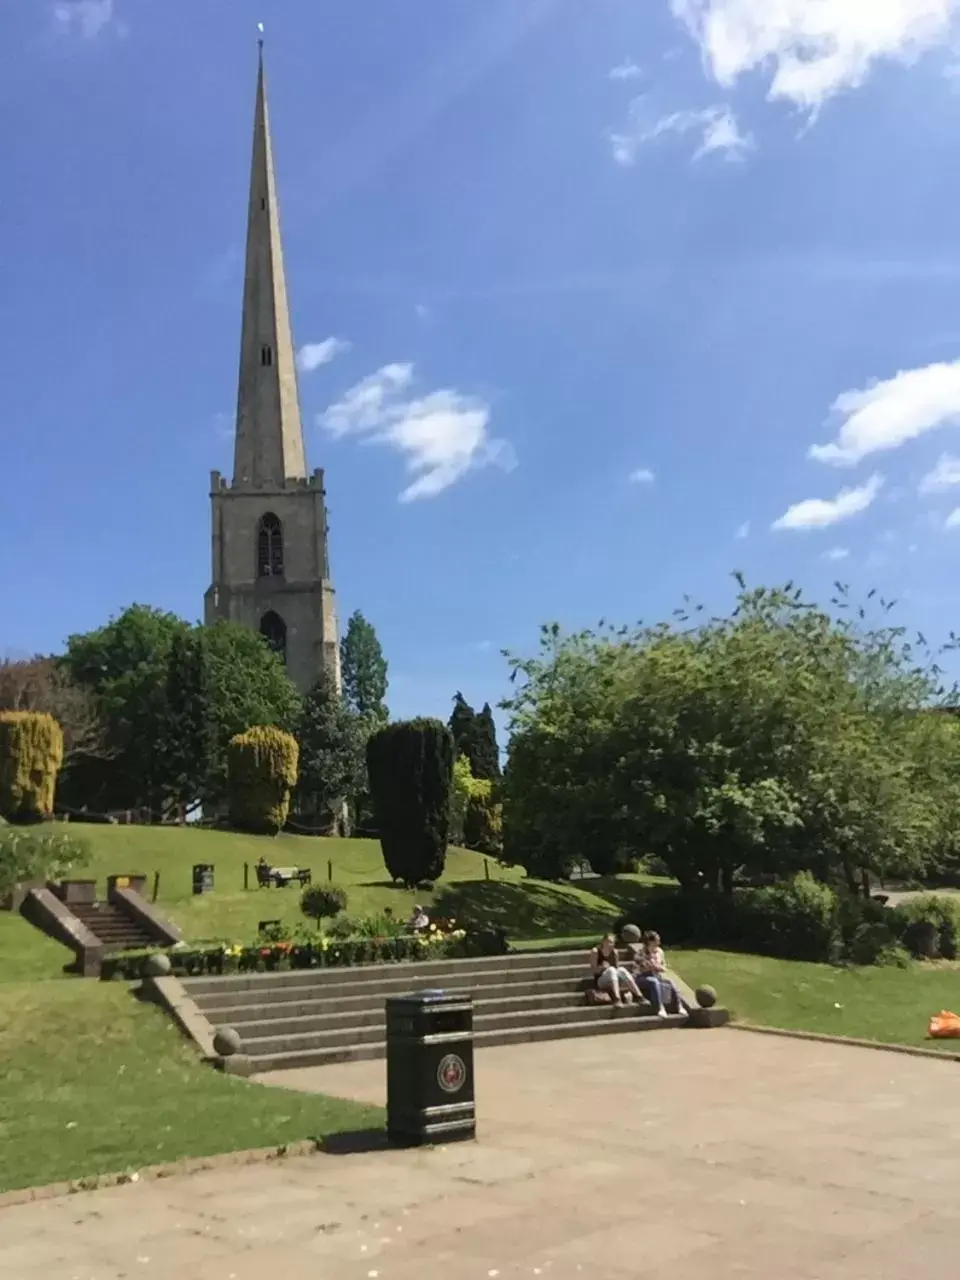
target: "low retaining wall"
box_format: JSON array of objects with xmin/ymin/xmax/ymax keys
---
[{"xmin": 21, "ymin": 888, "xmax": 104, "ymax": 977}]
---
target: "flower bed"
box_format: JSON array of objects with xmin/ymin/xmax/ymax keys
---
[{"xmin": 99, "ymin": 922, "xmax": 509, "ymax": 982}]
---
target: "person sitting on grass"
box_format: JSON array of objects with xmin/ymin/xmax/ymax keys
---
[
  {"xmin": 589, "ymin": 934, "xmax": 645, "ymax": 1008},
  {"xmin": 633, "ymin": 930, "xmax": 683, "ymax": 1018},
  {"xmin": 406, "ymin": 904, "xmax": 430, "ymax": 934}
]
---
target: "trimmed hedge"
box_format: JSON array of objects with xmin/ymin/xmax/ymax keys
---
[
  {"xmin": 0, "ymin": 711, "xmax": 64, "ymax": 823},
  {"xmin": 226, "ymin": 725, "xmax": 299, "ymax": 835},
  {"xmin": 612, "ymin": 875, "xmax": 960, "ymax": 967},
  {"xmin": 367, "ymin": 718, "xmax": 455, "ymax": 887}
]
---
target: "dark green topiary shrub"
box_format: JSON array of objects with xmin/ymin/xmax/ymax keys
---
[
  {"xmin": 300, "ymin": 883, "xmax": 348, "ymax": 927},
  {"xmin": 367, "ymin": 718, "xmax": 455, "ymax": 888}
]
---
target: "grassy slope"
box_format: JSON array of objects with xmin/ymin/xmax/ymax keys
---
[
  {"xmin": 0, "ymin": 979, "xmax": 381, "ymax": 1194},
  {"xmin": 675, "ymin": 948, "xmax": 960, "ymax": 1054}
]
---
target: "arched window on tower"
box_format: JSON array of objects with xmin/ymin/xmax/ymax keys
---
[
  {"xmin": 260, "ymin": 611, "xmax": 287, "ymax": 665},
  {"xmin": 257, "ymin": 512, "xmax": 283, "ymax": 578}
]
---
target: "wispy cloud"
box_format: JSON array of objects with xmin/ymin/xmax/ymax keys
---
[
  {"xmin": 947, "ymin": 508, "xmax": 960, "ymax": 529},
  {"xmin": 810, "ymin": 360, "xmax": 960, "ymax": 467},
  {"xmin": 319, "ymin": 363, "xmax": 514, "ymax": 502},
  {"xmin": 735, "ymin": 521, "xmax": 750, "ymax": 540},
  {"xmin": 296, "ymin": 337, "xmax": 351, "ymax": 374},
  {"xmin": 772, "ymin": 475, "xmax": 884, "ymax": 532},
  {"xmin": 53, "ymin": 0, "xmax": 116, "ymax": 39},
  {"xmin": 628, "ymin": 467, "xmax": 655, "ymax": 485},
  {"xmin": 610, "ymin": 100, "xmax": 752, "ymax": 165},
  {"xmin": 823, "ymin": 546, "xmax": 851, "ymax": 562},
  {"xmin": 670, "ymin": 0, "xmax": 960, "ymax": 114},
  {"xmin": 609, "ymin": 60, "xmax": 643, "ymax": 81},
  {"xmin": 920, "ymin": 452, "xmax": 960, "ymax": 493}
]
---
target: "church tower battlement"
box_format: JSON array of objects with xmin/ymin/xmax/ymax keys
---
[{"xmin": 204, "ymin": 44, "xmax": 340, "ymax": 694}]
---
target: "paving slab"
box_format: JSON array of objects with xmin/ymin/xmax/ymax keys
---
[{"xmin": 2, "ymin": 1028, "xmax": 959, "ymax": 1279}]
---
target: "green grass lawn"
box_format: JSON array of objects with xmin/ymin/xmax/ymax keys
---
[
  {"xmin": 674, "ymin": 948, "xmax": 960, "ymax": 1054},
  {"xmin": 0, "ymin": 978, "xmax": 382, "ymax": 1195},
  {"xmin": 0, "ymin": 823, "xmax": 675, "ymax": 980}
]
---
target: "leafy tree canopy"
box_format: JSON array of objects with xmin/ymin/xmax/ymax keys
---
[{"xmin": 501, "ymin": 578, "xmax": 960, "ymax": 890}]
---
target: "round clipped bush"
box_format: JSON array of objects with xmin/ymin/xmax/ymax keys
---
[
  {"xmin": 620, "ymin": 923, "xmax": 642, "ymax": 945},
  {"xmin": 695, "ymin": 984, "xmax": 718, "ymax": 1009},
  {"xmin": 226, "ymin": 725, "xmax": 299, "ymax": 835},
  {"xmin": 0, "ymin": 711, "xmax": 64, "ymax": 823},
  {"xmin": 301, "ymin": 883, "xmax": 348, "ymax": 927},
  {"xmin": 213, "ymin": 1027, "xmax": 242, "ymax": 1057},
  {"xmin": 141, "ymin": 953, "xmax": 172, "ymax": 979}
]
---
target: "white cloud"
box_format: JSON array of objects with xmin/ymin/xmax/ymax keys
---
[
  {"xmin": 772, "ymin": 474, "xmax": 884, "ymax": 531},
  {"xmin": 946, "ymin": 507, "xmax": 960, "ymax": 529},
  {"xmin": 319, "ymin": 364, "xmax": 514, "ymax": 502},
  {"xmin": 919, "ymin": 452, "xmax": 960, "ymax": 492},
  {"xmin": 670, "ymin": 0, "xmax": 960, "ymax": 113},
  {"xmin": 609, "ymin": 60, "xmax": 643, "ymax": 81},
  {"xmin": 822, "ymin": 546, "xmax": 850, "ymax": 561},
  {"xmin": 629, "ymin": 467, "xmax": 656, "ymax": 484},
  {"xmin": 414, "ymin": 303, "xmax": 431, "ymax": 321},
  {"xmin": 610, "ymin": 101, "xmax": 752, "ymax": 165},
  {"xmin": 53, "ymin": 0, "xmax": 115, "ymax": 39},
  {"xmin": 810, "ymin": 360, "xmax": 960, "ymax": 466},
  {"xmin": 735, "ymin": 520, "xmax": 750, "ymax": 539},
  {"xmin": 296, "ymin": 337, "xmax": 350, "ymax": 374}
]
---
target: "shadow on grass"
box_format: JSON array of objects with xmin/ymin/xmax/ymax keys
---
[
  {"xmin": 432, "ymin": 880, "xmax": 605, "ymax": 939},
  {"xmin": 319, "ymin": 1127, "xmax": 390, "ymax": 1155}
]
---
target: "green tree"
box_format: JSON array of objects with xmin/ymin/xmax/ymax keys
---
[
  {"xmin": 61, "ymin": 608, "xmax": 301, "ymax": 816},
  {"xmin": 161, "ymin": 630, "xmax": 216, "ymax": 817},
  {"xmin": 295, "ymin": 670, "xmax": 366, "ymax": 832},
  {"xmin": 200, "ymin": 620, "xmax": 302, "ymax": 809},
  {"xmin": 61, "ymin": 605, "xmax": 189, "ymax": 814},
  {"xmin": 473, "ymin": 703, "xmax": 502, "ymax": 781},
  {"xmin": 501, "ymin": 581, "xmax": 960, "ymax": 889},
  {"xmin": 340, "ymin": 611, "xmax": 389, "ymax": 723}
]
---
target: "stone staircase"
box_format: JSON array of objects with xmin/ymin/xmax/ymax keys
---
[
  {"xmin": 70, "ymin": 901, "xmax": 157, "ymax": 953},
  {"xmin": 182, "ymin": 949, "xmax": 705, "ymax": 1075}
]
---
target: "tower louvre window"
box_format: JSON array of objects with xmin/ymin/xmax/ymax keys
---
[
  {"xmin": 261, "ymin": 344, "xmax": 273, "ymax": 366},
  {"xmin": 257, "ymin": 512, "xmax": 284, "ymax": 578},
  {"xmin": 260, "ymin": 610, "xmax": 287, "ymax": 665},
  {"xmin": 260, "ymin": 197, "xmax": 266, "ymax": 210}
]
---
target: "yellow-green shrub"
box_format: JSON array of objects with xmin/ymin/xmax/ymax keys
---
[
  {"xmin": 464, "ymin": 781, "xmax": 503, "ymax": 857},
  {"xmin": 0, "ymin": 711, "xmax": 64, "ymax": 822},
  {"xmin": 226, "ymin": 725, "xmax": 299, "ymax": 834}
]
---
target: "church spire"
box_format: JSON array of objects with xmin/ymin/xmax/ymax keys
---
[{"xmin": 232, "ymin": 42, "xmax": 307, "ymax": 487}]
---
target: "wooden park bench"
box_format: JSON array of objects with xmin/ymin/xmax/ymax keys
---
[{"xmin": 255, "ymin": 862, "xmax": 312, "ymax": 889}]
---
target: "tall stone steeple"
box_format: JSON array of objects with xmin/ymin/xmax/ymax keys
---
[
  {"xmin": 233, "ymin": 43, "xmax": 307, "ymax": 487},
  {"xmin": 204, "ymin": 44, "xmax": 341, "ymax": 696}
]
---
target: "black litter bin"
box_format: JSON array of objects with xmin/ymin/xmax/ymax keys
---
[
  {"xmin": 192, "ymin": 864, "xmax": 215, "ymax": 896},
  {"xmin": 386, "ymin": 989, "xmax": 475, "ymax": 1147}
]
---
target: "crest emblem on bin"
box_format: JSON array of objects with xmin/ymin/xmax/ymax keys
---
[{"xmin": 437, "ymin": 1052, "xmax": 467, "ymax": 1094}]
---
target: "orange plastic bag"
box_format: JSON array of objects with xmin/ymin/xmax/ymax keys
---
[{"xmin": 928, "ymin": 1010, "xmax": 960, "ymax": 1039}]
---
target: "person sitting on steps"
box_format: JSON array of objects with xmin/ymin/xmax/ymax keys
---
[
  {"xmin": 406, "ymin": 904, "xmax": 430, "ymax": 934},
  {"xmin": 633, "ymin": 930, "xmax": 684, "ymax": 1018},
  {"xmin": 589, "ymin": 934, "xmax": 645, "ymax": 1008}
]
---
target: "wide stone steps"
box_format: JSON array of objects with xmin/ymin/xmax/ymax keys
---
[
  {"xmin": 249, "ymin": 1011, "xmax": 687, "ymax": 1074},
  {"xmin": 193, "ymin": 973, "xmax": 590, "ymax": 1022},
  {"xmin": 179, "ymin": 947, "xmax": 691, "ymax": 1074}
]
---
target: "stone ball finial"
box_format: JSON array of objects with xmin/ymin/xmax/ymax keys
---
[
  {"xmin": 213, "ymin": 1027, "xmax": 242, "ymax": 1058},
  {"xmin": 620, "ymin": 924, "xmax": 642, "ymax": 944},
  {"xmin": 142, "ymin": 953, "xmax": 172, "ymax": 979},
  {"xmin": 695, "ymin": 984, "xmax": 718, "ymax": 1009}
]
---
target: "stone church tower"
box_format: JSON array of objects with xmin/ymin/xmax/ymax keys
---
[{"xmin": 204, "ymin": 46, "xmax": 341, "ymax": 694}]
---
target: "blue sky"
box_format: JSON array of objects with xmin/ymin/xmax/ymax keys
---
[{"xmin": 7, "ymin": 1, "xmax": 960, "ymax": 728}]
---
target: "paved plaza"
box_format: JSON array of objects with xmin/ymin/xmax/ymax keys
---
[{"xmin": 2, "ymin": 1029, "xmax": 960, "ymax": 1279}]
